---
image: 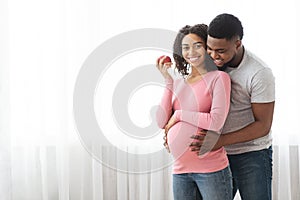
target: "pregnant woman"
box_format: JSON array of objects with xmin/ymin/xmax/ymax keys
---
[{"xmin": 156, "ymin": 24, "xmax": 232, "ymax": 200}]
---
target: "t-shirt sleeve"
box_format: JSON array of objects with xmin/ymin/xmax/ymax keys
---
[
  {"xmin": 251, "ymin": 67, "xmax": 275, "ymax": 103},
  {"xmin": 175, "ymin": 72, "xmax": 231, "ymax": 133}
]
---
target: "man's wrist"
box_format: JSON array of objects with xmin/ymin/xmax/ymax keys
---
[{"xmin": 219, "ymin": 134, "xmax": 228, "ymax": 147}]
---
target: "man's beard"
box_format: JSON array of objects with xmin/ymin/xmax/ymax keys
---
[
  {"xmin": 218, "ymin": 65, "xmax": 228, "ymax": 71},
  {"xmin": 218, "ymin": 54, "xmax": 236, "ymax": 71}
]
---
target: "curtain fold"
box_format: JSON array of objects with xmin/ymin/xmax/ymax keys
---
[
  {"xmin": 5, "ymin": 145, "xmax": 300, "ymax": 199},
  {"xmin": 0, "ymin": 0, "xmax": 11, "ymax": 199}
]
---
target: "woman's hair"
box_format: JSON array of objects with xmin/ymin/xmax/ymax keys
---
[{"xmin": 173, "ymin": 24, "xmax": 208, "ymax": 77}]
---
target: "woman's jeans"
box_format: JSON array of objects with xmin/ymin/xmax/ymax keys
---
[
  {"xmin": 228, "ymin": 146, "xmax": 273, "ymax": 200},
  {"xmin": 172, "ymin": 166, "xmax": 232, "ymax": 200}
]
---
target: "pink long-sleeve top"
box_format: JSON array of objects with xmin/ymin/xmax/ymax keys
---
[{"xmin": 156, "ymin": 70, "xmax": 231, "ymax": 174}]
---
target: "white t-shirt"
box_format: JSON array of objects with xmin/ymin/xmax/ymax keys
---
[{"xmin": 222, "ymin": 48, "xmax": 275, "ymax": 155}]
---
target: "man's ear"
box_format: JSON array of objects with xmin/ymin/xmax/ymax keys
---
[{"xmin": 235, "ymin": 39, "xmax": 242, "ymax": 49}]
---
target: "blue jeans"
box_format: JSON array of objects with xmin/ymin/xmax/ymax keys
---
[
  {"xmin": 172, "ymin": 166, "xmax": 232, "ymax": 200},
  {"xmin": 228, "ymin": 146, "xmax": 273, "ymax": 200}
]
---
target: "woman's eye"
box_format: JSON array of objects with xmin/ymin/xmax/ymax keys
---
[
  {"xmin": 182, "ymin": 46, "xmax": 189, "ymax": 51},
  {"xmin": 195, "ymin": 44, "xmax": 202, "ymax": 49}
]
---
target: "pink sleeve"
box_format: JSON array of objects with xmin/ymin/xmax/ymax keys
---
[
  {"xmin": 174, "ymin": 73, "xmax": 231, "ymax": 133},
  {"xmin": 156, "ymin": 78, "xmax": 174, "ymax": 129}
]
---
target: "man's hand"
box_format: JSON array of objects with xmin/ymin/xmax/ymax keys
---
[{"xmin": 190, "ymin": 130, "xmax": 224, "ymax": 155}]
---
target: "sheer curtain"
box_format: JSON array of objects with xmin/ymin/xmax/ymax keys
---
[
  {"xmin": 1, "ymin": 0, "xmax": 300, "ymax": 199},
  {"xmin": 1, "ymin": 0, "xmax": 11, "ymax": 199}
]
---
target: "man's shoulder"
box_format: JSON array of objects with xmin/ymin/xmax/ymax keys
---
[{"xmin": 243, "ymin": 49, "xmax": 270, "ymax": 71}]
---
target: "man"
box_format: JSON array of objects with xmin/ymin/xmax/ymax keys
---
[{"xmin": 190, "ymin": 13, "xmax": 275, "ymax": 200}]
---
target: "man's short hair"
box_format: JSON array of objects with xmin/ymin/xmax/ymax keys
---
[{"xmin": 208, "ymin": 13, "xmax": 244, "ymax": 40}]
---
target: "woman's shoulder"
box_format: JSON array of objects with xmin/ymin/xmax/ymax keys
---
[
  {"xmin": 206, "ymin": 70, "xmax": 230, "ymax": 79},
  {"xmin": 172, "ymin": 77, "xmax": 185, "ymax": 87}
]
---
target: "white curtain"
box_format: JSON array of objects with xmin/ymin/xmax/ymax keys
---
[
  {"xmin": 1, "ymin": 0, "xmax": 300, "ymax": 199},
  {"xmin": 0, "ymin": 0, "xmax": 11, "ymax": 199},
  {"xmin": 6, "ymin": 146, "xmax": 300, "ymax": 200}
]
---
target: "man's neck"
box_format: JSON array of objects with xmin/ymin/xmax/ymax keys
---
[{"xmin": 229, "ymin": 46, "xmax": 245, "ymax": 68}]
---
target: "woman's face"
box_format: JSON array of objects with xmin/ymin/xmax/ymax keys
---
[{"xmin": 181, "ymin": 33, "xmax": 206, "ymax": 68}]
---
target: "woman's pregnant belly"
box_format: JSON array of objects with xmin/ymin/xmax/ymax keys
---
[{"xmin": 167, "ymin": 121, "xmax": 199, "ymax": 159}]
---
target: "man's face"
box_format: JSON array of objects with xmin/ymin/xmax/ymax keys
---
[{"xmin": 206, "ymin": 36, "xmax": 239, "ymax": 68}]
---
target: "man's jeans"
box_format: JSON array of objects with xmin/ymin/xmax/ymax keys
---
[
  {"xmin": 172, "ymin": 166, "xmax": 232, "ymax": 200},
  {"xmin": 228, "ymin": 146, "xmax": 273, "ymax": 200}
]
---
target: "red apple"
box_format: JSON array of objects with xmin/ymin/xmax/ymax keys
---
[{"xmin": 158, "ymin": 55, "xmax": 172, "ymax": 64}]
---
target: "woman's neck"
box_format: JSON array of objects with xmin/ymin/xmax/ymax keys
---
[{"xmin": 189, "ymin": 66, "xmax": 207, "ymax": 77}]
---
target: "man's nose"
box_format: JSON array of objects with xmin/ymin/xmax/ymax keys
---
[{"xmin": 209, "ymin": 51, "xmax": 219, "ymax": 59}]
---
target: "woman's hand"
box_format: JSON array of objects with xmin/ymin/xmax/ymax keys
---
[
  {"xmin": 163, "ymin": 114, "xmax": 179, "ymax": 153},
  {"xmin": 164, "ymin": 114, "xmax": 178, "ymax": 134},
  {"xmin": 163, "ymin": 134, "xmax": 170, "ymax": 153},
  {"xmin": 156, "ymin": 56, "xmax": 173, "ymax": 80}
]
